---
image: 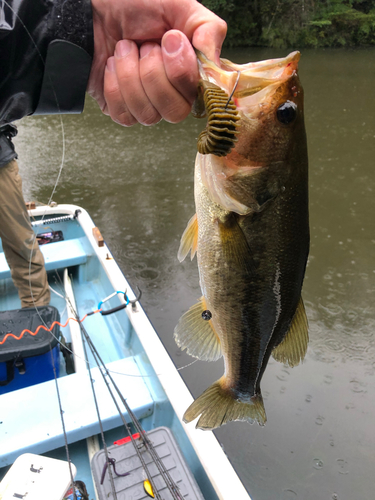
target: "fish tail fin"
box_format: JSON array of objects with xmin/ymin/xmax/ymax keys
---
[{"xmin": 183, "ymin": 377, "xmax": 266, "ymax": 430}]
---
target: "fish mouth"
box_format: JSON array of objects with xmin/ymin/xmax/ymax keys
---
[
  {"xmin": 193, "ymin": 51, "xmax": 301, "ymax": 157},
  {"xmin": 196, "ymin": 50, "xmax": 300, "ymax": 103}
]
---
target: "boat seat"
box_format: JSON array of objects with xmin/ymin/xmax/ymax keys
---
[
  {"xmin": 0, "ymin": 239, "xmax": 88, "ymax": 281},
  {"xmin": 0, "ymin": 358, "xmax": 154, "ymax": 467}
]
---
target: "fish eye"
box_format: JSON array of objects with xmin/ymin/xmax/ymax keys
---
[{"xmin": 276, "ymin": 101, "xmax": 297, "ymax": 125}]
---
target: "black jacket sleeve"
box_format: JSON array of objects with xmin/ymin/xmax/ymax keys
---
[{"xmin": 0, "ymin": 0, "xmax": 94, "ymax": 125}]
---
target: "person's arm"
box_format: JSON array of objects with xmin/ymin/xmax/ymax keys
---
[
  {"xmin": 0, "ymin": 0, "xmax": 226, "ymax": 126},
  {"xmin": 89, "ymin": 0, "xmax": 227, "ymax": 126},
  {"xmin": 0, "ymin": 0, "xmax": 93, "ymax": 123}
]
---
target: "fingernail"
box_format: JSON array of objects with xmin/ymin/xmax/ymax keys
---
[
  {"xmin": 163, "ymin": 32, "xmax": 182, "ymax": 55},
  {"xmin": 140, "ymin": 43, "xmax": 154, "ymax": 59},
  {"xmin": 106, "ymin": 57, "xmax": 115, "ymax": 72},
  {"xmin": 116, "ymin": 39, "xmax": 132, "ymax": 58}
]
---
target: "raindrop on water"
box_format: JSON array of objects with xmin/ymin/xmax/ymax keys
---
[
  {"xmin": 337, "ymin": 459, "xmax": 349, "ymax": 475},
  {"xmin": 332, "ymin": 494, "xmax": 339, "ymax": 500},
  {"xmin": 323, "ymin": 375, "xmax": 333, "ymax": 385},
  {"xmin": 313, "ymin": 458, "xmax": 324, "ymax": 470},
  {"xmin": 139, "ymin": 268, "xmax": 159, "ymax": 281},
  {"xmin": 350, "ymin": 379, "xmax": 367, "ymax": 394},
  {"xmin": 305, "ymin": 394, "xmax": 312, "ymax": 403},
  {"xmin": 315, "ymin": 415, "xmax": 325, "ymax": 426}
]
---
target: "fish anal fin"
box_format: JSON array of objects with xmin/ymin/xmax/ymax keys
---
[
  {"xmin": 177, "ymin": 214, "xmax": 198, "ymax": 262},
  {"xmin": 174, "ymin": 297, "xmax": 222, "ymax": 362},
  {"xmin": 272, "ymin": 297, "xmax": 309, "ymax": 367},
  {"xmin": 218, "ymin": 216, "xmax": 256, "ymax": 275},
  {"xmin": 183, "ymin": 377, "xmax": 267, "ymax": 430}
]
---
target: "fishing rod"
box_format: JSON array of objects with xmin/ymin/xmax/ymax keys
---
[
  {"xmin": 80, "ymin": 328, "xmax": 119, "ymax": 500},
  {"xmin": 63, "ymin": 296, "xmax": 185, "ymax": 500},
  {"xmin": 56, "ymin": 276, "xmax": 165, "ymax": 500},
  {"xmin": 78, "ymin": 325, "xmax": 163, "ymax": 500},
  {"xmin": 82, "ymin": 328, "xmax": 185, "ymax": 500}
]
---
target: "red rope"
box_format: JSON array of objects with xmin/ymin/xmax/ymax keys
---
[{"xmin": 0, "ymin": 310, "xmax": 101, "ymax": 345}]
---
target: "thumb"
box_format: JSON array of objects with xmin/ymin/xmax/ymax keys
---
[{"xmin": 162, "ymin": 30, "xmax": 200, "ymax": 104}]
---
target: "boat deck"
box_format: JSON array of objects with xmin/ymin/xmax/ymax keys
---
[
  {"xmin": 0, "ymin": 206, "xmax": 250, "ymax": 500},
  {"xmin": 0, "ymin": 214, "xmax": 166, "ymax": 493}
]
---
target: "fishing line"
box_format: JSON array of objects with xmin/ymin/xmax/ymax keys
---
[
  {"xmin": 69, "ymin": 299, "xmax": 168, "ymax": 498},
  {"xmin": 54, "ymin": 272, "xmax": 163, "ymax": 378},
  {"xmin": 177, "ymin": 359, "xmax": 198, "ymax": 370},
  {"xmin": 81, "ymin": 330, "xmax": 119, "ymax": 500},
  {"xmin": 83, "ymin": 333, "xmax": 184, "ymax": 500},
  {"xmin": 51, "ymin": 272, "xmax": 197, "ymax": 376},
  {"xmin": 2, "ymin": 3, "xmax": 77, "ymax": 490},
  {"xmin": 50, "ymin": 343, "xmax": 78, "ymax": 500},
  {"xmin": 55, "ymin": 273, "xmax": 184, "ymax": 499},
  {"xmin": 2, "ymin": 14, "xmax": 195, "ymax": 495},
  {"xmin": 1, "ymin": 1, "xmax": 68, "ymax": 318},
  {"xmin": 49, "ymin": 284, "xmax": 66, "ymax": 300},
  {"xmin": 3, "ymin": 0, "xmax": 194, "ymax": 380},
  {"xmin": 73, "ymin": 314, "xmax": 163, "ymax": 500}
]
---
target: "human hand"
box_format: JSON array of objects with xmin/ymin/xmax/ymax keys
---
[{"xmin": 87, "ymin": 0, "xmax": 226, "ymax": 126}]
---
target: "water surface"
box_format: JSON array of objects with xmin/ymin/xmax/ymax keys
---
[{"xmin": 15, "ymin": 47, "xmax": 375, "ymax": 500}]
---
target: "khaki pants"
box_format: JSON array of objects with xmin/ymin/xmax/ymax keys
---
[{"xmin": 0, "ymin": 160, "xmax": 50, "ymax": 307}]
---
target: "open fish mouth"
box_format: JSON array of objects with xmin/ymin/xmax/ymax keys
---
[
  {"xmin": 196, "ymin": 50, "xmax": 300, "ymax": 102},
  {"xmin": 193, "ymin": 51, "xmax": 301, "ymax": 158}
]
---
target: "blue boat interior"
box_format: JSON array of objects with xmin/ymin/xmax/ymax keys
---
[{"xmin": 0, "ymin": 213, "xmax": 219, "ymax": 499}]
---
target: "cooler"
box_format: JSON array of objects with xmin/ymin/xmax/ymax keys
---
[{"xmin": 0, "ymin": 306, "xmax": 61, "ymax": 394}]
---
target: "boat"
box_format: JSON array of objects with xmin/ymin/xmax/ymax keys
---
[{"xmin": 0, "ymin": 204, "xmax": 251, "ymax": 500}]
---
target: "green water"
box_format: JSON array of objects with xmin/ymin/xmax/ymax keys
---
[{"xmin": 15, "ymin": 47, "xmax": 375, "ymax": 500}]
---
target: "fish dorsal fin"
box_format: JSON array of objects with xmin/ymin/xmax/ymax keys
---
[
  {"xmin": 174, "ymin": 297, "xmax": 222, "ymax": 362},
  {"xmin": 272, "ymin": 297, "xmax": 309, "ymax": 367},
  {"xmin": 177, "ymin": 213, "xmax": 198, "ymax": 262}
]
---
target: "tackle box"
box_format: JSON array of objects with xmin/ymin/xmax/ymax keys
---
[
  {"xmin": 0, "ymin": 306, "xmax": 61, "ymax": 395},
  {"xmin": 91, "ymin": 426, "xmax": 204, "ymax": 500}
]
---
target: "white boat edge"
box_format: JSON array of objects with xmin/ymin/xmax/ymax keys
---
[{"xmin": 29, "ymin": 203, "xmax": 252, "ymax": 500}]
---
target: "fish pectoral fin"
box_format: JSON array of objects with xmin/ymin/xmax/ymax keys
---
[
  {"xmin": 272, "ymin": 297, "xmax": 309, "ymax": 367},
  {"xmin": 177, "ymin": 213, "xmax": 198, "ymax": 262},
  {"xmin": 218, "ymin": 216, "xmax": 256, "ymax": 275},
  {"xmin": 174, "ymin": 297, "xmax": 222, "ymax": 362},
  {"xmin": 183, "ymin": 378, "xmax": 267, "ymax": 430}
]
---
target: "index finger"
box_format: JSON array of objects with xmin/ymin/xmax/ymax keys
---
[{"xmin": 191, "ymin": 19, "xmax": 227, "ymax": 64}]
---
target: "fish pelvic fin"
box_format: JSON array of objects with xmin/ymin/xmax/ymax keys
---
[
  {"xmin": 272, "ymin": 296, "xmax": 309, "ymax": 367},
  {"xmin": 183, "ymin": 378, "xmax": 267, "ymax": 430},
  {"xmin": 174, "ymin": 297, "xmax": 222, "ymax": 362},
  {"xmin": 177, "ymin": 213, "xmax": 198, "ymax": 262}
]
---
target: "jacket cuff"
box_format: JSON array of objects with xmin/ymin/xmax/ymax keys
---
[{"xmin": 34, "ymin": 0, "xmax": 94, "ymax": 115}]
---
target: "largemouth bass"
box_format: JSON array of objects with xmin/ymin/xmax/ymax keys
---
[{"xmin": 175, "ymin": 51, "xmax": 309, "ymax": 430}]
